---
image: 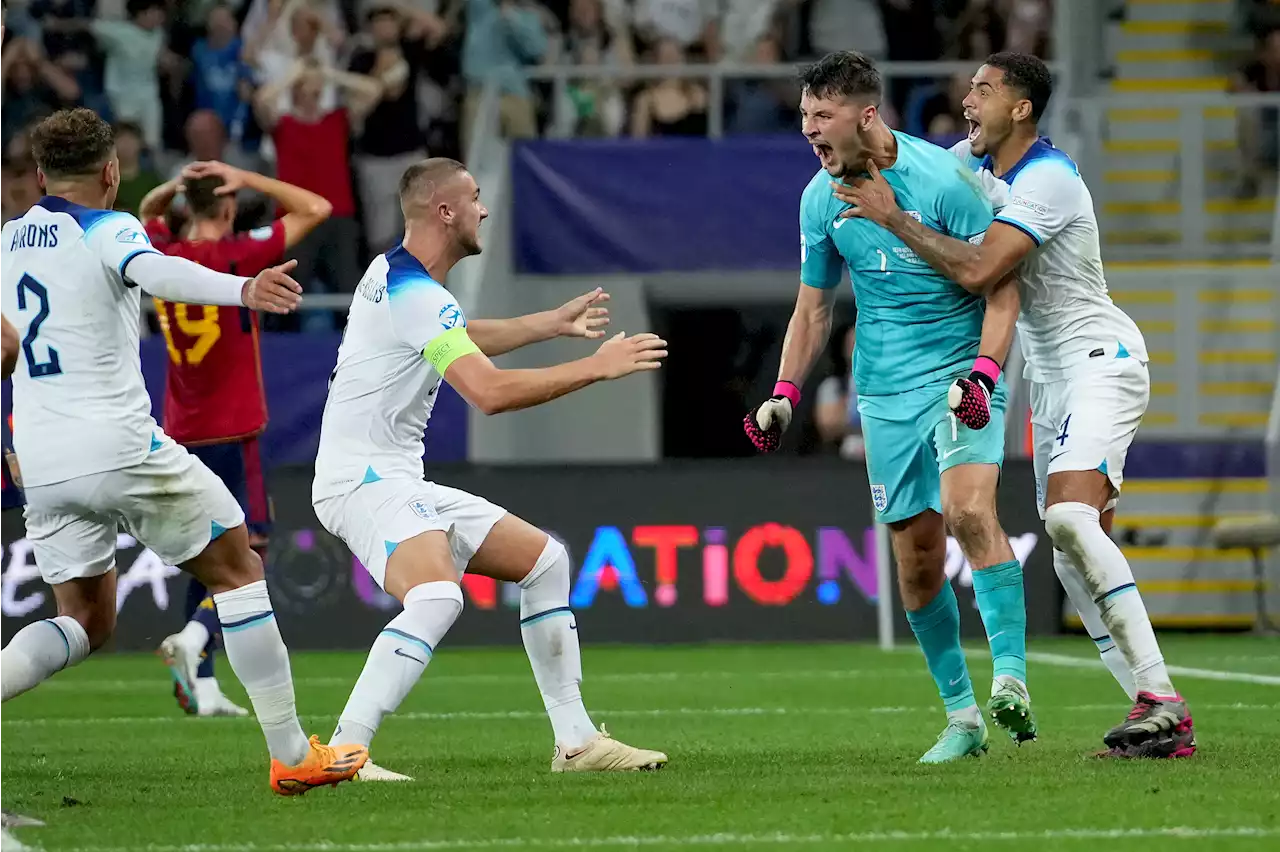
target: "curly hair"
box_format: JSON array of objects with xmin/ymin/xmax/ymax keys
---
[
  {"xmin": 985, "ymin": 53, "xmax": 1054, "ymax": 122},
  {"xmin": 30, "ymin": 108, "xmax": 117, "ymax": 180}
]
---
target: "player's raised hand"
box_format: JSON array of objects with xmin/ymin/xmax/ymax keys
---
[
  {"xmin": 592, "ymin": 331, "xmax": 667, "ymax": 378},
  {"xmin": 834, "ymin": 161, "xmax": 900, "ymax": 226},
  {"xmin": 554, "ymin": 287, "xmax": 611, "ymax": 339},
  {"xmin": 242, "ymin": 260, "xmax": 304, "ymax": 314},
  {"xmin": 182, "ymin": 160, "xmax": 248, "ymax": 195}
]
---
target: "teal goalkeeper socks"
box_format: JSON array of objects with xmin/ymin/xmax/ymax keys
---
[
  {"xmin": 970, "ymin": 559, "xmax": 1027, "ymax": 683},
  {"xmin": 905, "ymin": 581, "xmax": 975, "ymax": 713}
]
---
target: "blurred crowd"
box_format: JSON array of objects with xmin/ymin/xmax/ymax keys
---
[
  {"xmin": 1234, "ymin": 2, "xmax": 1279, "ymax": 196},
  {"xmin": 2, "ymin": 0, "xmax": 1052, "ymax": 295}
]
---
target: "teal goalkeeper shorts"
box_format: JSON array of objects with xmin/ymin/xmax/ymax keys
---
[{"xmin": 857, "ymin": 378, "xmax": 1007, "ymax": 524}]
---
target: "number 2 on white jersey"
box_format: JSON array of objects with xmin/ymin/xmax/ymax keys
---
[{"xmin": 17, "ymin": 274, "xmax": 62, "ymax": 378}]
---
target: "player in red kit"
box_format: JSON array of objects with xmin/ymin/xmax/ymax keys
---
[{"xmin": 140, "ymin": 160, "xmax": 331, "ymax": 716}]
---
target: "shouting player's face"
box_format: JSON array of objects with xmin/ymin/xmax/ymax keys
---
[
  {"xmin": 962, "ymin": 64, "xmax": 1029, "ymax": 157},
  {"xmin": 800, "ymin": 90, "xmax": 870, "ymax": 178},
  {"xmin": 448, "ymin": 172, "xmax": 489, "ymax": 257}
]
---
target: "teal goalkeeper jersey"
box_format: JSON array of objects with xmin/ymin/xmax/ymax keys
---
[{"xmin": 799, "ymin": 130, "xmax": 995, "ymax": 397}]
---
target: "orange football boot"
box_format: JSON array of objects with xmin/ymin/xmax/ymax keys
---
[{"xmin": 270, "ymin": 736, "xmax": 368, "ymax": 796}]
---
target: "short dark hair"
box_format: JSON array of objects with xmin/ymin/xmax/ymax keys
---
[
  {"xmin": 30, "ymin": 108, "xmax": 116, "ymax": 180},
  {"xmin": 799, "ymin": 51, "xmax": 882, "ymax": 104},
  {"xmin": 399, "ymin": 157, "xmax": 468, "ymax": 211},
  {"xmin": 985, "ymin": 52, "xmax": 1053, "ymax": 122},
  {"xmin": 185, "ymin": 175, "xmax": 229, "ymax": 220},
  {"xmin": 127, "ymin": 0, "xmax": 163, "ymax": 18}
]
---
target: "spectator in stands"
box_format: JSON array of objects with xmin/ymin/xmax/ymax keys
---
[
  {"xmin": 254, "ymin": 60, "xmax": 382, "ymax": 326},
  {"xmin": 1, "ymin": 37, "xmax": 80, "ymax": 148},
  {"xmin": 348, "ymin": 3, "xmax": 448, "ymax": 254},
  {"xmin": 248, "ymin": 0, "xmax": 345, "ymax": 115},
  {"xmin": 807, "ymin": 0, "xmax": 885, "ymax": 60},
  {"xmin": 812, "ymin": 325, "xmax": 864, "ymax": 461},
  {"xmin": 632, "ymin": 0, "xmax": 719, "ymax": 60},
  {"xmin": 28, "ymin": 0, "xmax": 95, "ymax": 64},
  {"xmin": 546, "ymin": 0, "xmax": 633, "ymax": 138},
  {"xmin": 112, "ymin": 120, "xmax": 164, "ymax": 215},
  {"xmin": 949, "ymin": 0, "xmax": 1006, "ymax": 59},
  {"xmin": 630, "ymin": 38, "xmax": 707, "ymax": 137},
  {"xmin": 191, "ymin": 3, "xmax": 254, "ymax": 143},
  {"xmin": 1234, "ymin": 26, "xmax": 1280, "ymax": 198},
  {"xmin": 726, "ymin": 32, "xmax": 797, "ymax": 134},
  {"xmin": 90, "ymin": 0, "xmax": 169, "ymax": 149},
  {"xmin": 2, "ymin": 153, "xmax": 41, "ymax": 222},
  {"xmin": 461, "ymin": 0, "xmax": 548, "ymax": 154},
  {"xmin": 1003, "ymin": 0, "xmax": 1052, "ymax": 57},
  {"xmin": 720, "ymin": 0, "xmax": 794, "ymax": 63}
]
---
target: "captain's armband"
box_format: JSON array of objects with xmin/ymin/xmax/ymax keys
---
[{"xmin": 422, "ymin": 326, "xmax": 481, "ymax": 373}]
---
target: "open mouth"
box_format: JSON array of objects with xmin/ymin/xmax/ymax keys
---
[
  {"xmin": 967, "ymin": 117, "xmax": 981, "ymax": 143},
  {"xmin": 812, "ymin": 142, "xmax": 834, "ymax": 165}
]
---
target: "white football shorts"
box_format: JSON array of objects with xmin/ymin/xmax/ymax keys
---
[
  {"xmin": 1030, "ymin": 356, "xmax": 1150, "ymax": 520},
  {"xmin": 22, "ymin": 434, "xmax": 245, "ymax": 585},
  {"xmin": 313, "ymin": 478, "xmax": 507, "ymax": 589}
]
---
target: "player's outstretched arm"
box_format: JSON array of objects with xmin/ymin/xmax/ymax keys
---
[
  {"xmin": 129, "ymin": 254, "xmax": 303, "ymax": 314},
  {"xmin": 744, "ymin": 284, "xmax": 838, "ymax": 453},
  {"xmin": 835, "ymin": 163, "xmax": 1034, "ymax": 293},
  {"xmin": 433, "ymin": 329, "xmax": 665, "ymax": 416},
  {"xmin": 467, "ymin": 288, "xmax": 610, "ymax": 357}
]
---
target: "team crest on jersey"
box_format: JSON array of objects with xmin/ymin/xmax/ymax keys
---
[
  {"xmin": 114, "ymin": 227, "xmax": 148, "ymax": 245},
  {"xmin": 439, "ymin": 303, "xmax": 466, "ymax": 330},
  {"xmin": 408, "ymin": 500, "xmax": 438, "ymax": 521},
  {"xmin": 870, "ymin": 484, "xmax": 887, "ymax": 513}
]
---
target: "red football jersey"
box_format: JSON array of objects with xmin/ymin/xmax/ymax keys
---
[{"xmin": 146, "ymin": 219, "xmax": 286, "ymax": 445}]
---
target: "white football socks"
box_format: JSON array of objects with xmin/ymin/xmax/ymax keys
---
[
  {"xmin": 1044, "ymin": 502, "xmax": 1176, "ymax": 698},
  {"xmin": 330, "ymin": 580, "xmax": 463, "ymax": 750},
  {"xmin": 520, "ymin": 538, "xmax": 596, "ymax": 750},
  {"xmin": 1, "ymin": 616, "xmax": 91, "ymax": 702},
  {"xmin": 1052, "ymin": 547, "xmax": 1137, "ymax": 700},
  {"xmin": 213, "ymin": 580, "xmax": 310, "ymax": 765}
]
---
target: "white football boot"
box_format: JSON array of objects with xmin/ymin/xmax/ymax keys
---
[
  {"xmin": 551, "ymin": 725, "xmax": 668, "ymax": 772},
  {"xmin": 193, "ymin": 677, "xmax": 250, "ymax": 717},
  {"xmin": 357, "ymin": 761, "xmax": 415, "ymax": 782}
]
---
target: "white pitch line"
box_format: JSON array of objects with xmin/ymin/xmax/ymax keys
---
[
  {"xmin": 1024, "ymin": 651, "xmax": 1280, "ymax": 686},
  {"xmin": 52, "ymin": 826, "xmax": 1280, "ymax": 852},
  {"xmin": 5, "ymin": 702, "xmax": 1277, "ymax": 728},
  {"xmin": 33, "ymin": 669, "xmax": 923, "ymax": 692}
]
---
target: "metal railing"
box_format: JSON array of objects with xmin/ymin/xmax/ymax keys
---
[
  {"xmin": 523, "ymin": 60, "xmax": 1068, "ymax": 140},
  {"xmin": 1062, "ymin": 92, "xmax": 1280, "ymax": 261}
]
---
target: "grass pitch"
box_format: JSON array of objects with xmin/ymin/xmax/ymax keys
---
[{"xmin": 3, "ymin": 636, "xmax": 1279, "ymax": 851}]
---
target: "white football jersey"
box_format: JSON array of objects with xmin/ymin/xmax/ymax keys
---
[
  {"xmin": 1, "ymin": 197, "xmax": 161, "ymax": 488},
  {"xmin": 313, "ymin": 245, "xmax": 466, "ymax": 500},
  {"xmin": 950, "ymin": 139, "xmax": 1147, "ymax": 383}
]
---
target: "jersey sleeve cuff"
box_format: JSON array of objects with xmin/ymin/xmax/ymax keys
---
[{"xmin": 993, "ymin": 216, "xmax": 1043, "ymax": 246}]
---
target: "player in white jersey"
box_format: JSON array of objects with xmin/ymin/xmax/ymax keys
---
[
  {"xmin": 314, "ymin": 158, "xmax": 669, "ymax": 780},
  {"xmin": 832, "ymin": 53, "xmax": 1194, "ymax": 759},
  {"xmin": 0, "ymin": 108, "xmax": 370, "ymax": 793}
]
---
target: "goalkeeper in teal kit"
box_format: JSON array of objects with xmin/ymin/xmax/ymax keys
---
[{"xmin": 744, "ymin": 51, "xmax": 1032, "ymax": 762}]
